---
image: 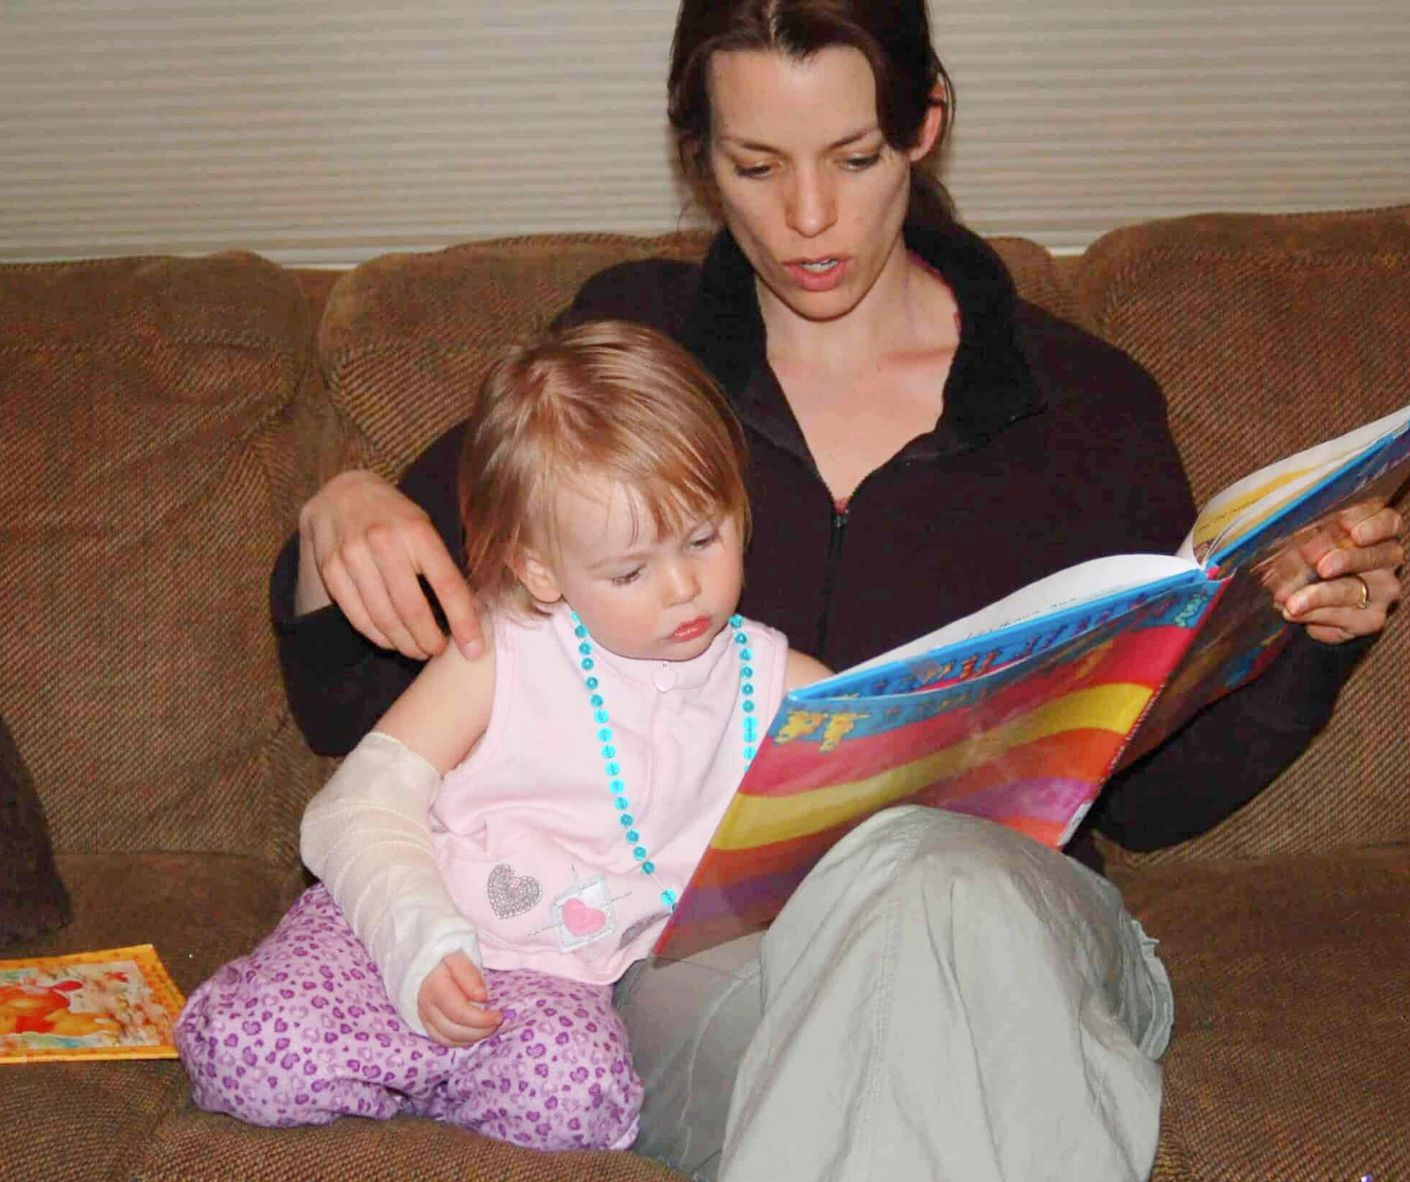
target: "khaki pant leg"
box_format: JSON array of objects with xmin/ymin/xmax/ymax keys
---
[
  {"xmin": 720, "ymin": 806, "xmax": 1173, "ymax": 1182},
  {"xmin": 616, "ymin": 933, "xmax": 765, "ymax": 1181}
]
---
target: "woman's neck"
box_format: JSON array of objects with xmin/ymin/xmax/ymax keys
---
[{"xmin": 757, "ymin": 237, "xmax": 949, "ymax": 375}]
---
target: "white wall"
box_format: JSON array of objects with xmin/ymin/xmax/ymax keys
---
[{"xmin": 3, "ymin": 0, "xmax": 1407, "ymax": 263}]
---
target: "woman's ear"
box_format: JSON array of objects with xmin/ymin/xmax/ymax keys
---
[
  {"xmin": 908, "ymin": 84, "xmax": 949, "ymax": 162},
  {"xmin": 513, "ymin": 548, "xmax": 564, "ymax": 605}
]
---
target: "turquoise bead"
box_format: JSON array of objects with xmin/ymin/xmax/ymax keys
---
[{"xmin": 572, "ymin": 612, "xmax": 755, "ymax": 918}]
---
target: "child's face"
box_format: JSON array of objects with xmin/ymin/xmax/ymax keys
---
[{"xmin": 524, "ymin": 474, "xmax": 745, "ymax": 662}]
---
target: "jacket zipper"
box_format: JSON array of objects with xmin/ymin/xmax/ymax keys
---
[{"xmin": 815, "ymin": 504, "xmax": 850, "ymax": 658}]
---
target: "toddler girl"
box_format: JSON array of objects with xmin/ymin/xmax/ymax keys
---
[{"xmin": 175, "ymin": 320, "xmax": 826, "ymax": 1151}]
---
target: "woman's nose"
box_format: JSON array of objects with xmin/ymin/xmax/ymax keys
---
[{"xmin": 786, "ymin": 168, "xmax": 837, "ymax": 238}]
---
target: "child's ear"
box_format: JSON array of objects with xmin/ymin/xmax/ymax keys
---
[{"xmin": 514, "ymin": 548, "xmax": 564, "ymax": 605}]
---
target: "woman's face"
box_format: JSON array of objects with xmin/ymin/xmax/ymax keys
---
[{"xmin": 705, "ymin": 45, "xmax": 939, "ymax": 325}]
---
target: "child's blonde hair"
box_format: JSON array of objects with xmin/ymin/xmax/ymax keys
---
[{"xmin": 459, "ymin": 319, "xmax": 750, "ymax": 613}]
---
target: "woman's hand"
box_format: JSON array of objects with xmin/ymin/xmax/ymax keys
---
[
  {"xmin": 1277, "ymin": 503, "xmax": 1404, "ymax": 644},
  {"xmin": 295, "ymin": 469, "xmax": 484, "ymax": 659},
  {"xmin": 418, "ymin": 951, "xmax": 502, "ymax": 1047}
]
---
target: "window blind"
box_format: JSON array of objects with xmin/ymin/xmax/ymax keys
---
[{"xmin": 2, "ymin": 0, "xmax": 1406, "ymax": 263}]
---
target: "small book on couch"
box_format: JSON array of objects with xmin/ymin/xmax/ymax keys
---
[
  {"xmin": 0, "ymin": 945, "xmax": 185, "ymax": 1063},
  {"xmin": 655, "ymin": 403, "xmax": 1410, "ymax": 959}
]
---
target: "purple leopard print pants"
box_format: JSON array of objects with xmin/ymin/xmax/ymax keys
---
[{"xmin": 176, "ymin": 885, "xmax": 641, "ymax": 1150}]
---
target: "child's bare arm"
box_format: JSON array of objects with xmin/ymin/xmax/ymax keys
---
[
  {"xmin": 375, "ymin": 637, "xmax": 496, "ymax": 772},
  {"xmin": 785, "ymin": 648, "xmax": 832, "ymax": 692}
]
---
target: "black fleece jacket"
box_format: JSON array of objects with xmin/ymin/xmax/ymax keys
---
[{"xmin": 270, "ymin": 218, "xmax": 1368, "ymax": 854}]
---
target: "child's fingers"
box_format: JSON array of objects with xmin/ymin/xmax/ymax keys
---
[
  {"xmin": 424, "ymin": 998, "xmax": 502, "ymax": 1046},
  {"xmin": 442, "ymin": 950, "xmax": 489, "ymax": 1002}
]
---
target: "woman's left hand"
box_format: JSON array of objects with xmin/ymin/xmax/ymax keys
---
[{"xmin": 1278, "ymin": 503, "xmax": 1404, "ymax": 644}]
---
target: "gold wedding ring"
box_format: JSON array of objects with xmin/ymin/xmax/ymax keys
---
[{"xmin": 1352, "ymin": 573, "xmax": 1372, "ymax": 610}]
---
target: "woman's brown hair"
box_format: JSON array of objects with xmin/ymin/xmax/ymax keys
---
[
  {"xmin": 459, "ymin": 319, "xmax": 750, "ymax": 614},
  {"xmin": 667, "ymin": 0, "xmax": 955, "ymax": 225}
]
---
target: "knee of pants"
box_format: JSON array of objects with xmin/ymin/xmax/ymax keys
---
[
  {"xmin": 440, "ymin": 1002, "xmax": 642, "ymax": 1146},
  {"xmin": 176, "ymin": 961, "xmax": 390, "ymax": 1128}
]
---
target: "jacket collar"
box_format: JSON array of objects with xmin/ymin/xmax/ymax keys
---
[{"xmin": 682, "ymin": 218, "xmax": 1045, "ymax": 463}]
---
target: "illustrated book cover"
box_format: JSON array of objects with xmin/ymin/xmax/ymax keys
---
[
  {"xmin": 655, "ymin": 403, "xmax": 1410, "ymax": 959},
  {"xmin": 0, "ymin": 944, "xmax": 185, "ymax": 1063}
]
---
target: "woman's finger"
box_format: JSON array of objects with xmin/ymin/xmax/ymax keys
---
[
  {"xmin": 319, "ymin": 552, "xmax": 394, "ymax": 650},
  {"xmin": 340, "ymin": 540, "xmax": 431, "ymax": 659},
  {"xmin": 373, "ymin": 524, "xmax": 453, "ymax": 659},
  {"xmin": 415, "ymin": 534, "xmax": 485, "ymax": 660},
  {"xmin": 1315, "ymin": 537, "xmax": 1404, "ymax": 580}
]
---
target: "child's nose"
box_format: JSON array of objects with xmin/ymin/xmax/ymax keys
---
[{"xmin": 665, "ymin": 560, "xmax": 701, "ymax": 604}]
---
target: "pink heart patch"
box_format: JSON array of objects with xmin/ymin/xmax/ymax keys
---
[{"xmin": 561, "ymin": 897, "xmax": 607, "ymax": 937}]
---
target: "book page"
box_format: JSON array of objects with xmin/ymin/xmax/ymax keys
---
[
  {"xmin": 841, "ymin": 553, "xmax": 1200, "ymax": 678},
  {"xmin": 1181, "ymin": 404, "xmax": 1410, "ymax": 564}
]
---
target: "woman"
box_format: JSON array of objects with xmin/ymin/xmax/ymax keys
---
[{"xmin": 272, "ymin": 2, "xmax": 1403, "ymax": 1178}]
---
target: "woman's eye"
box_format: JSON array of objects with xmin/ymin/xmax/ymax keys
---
[
  {"xmin": 843, "ymin": 152, "xmax": 883, "ymax": 171},
  {"xmin": 733, "ymin": 162, "xmax": 771, "ymax": 179},
  {"xmin": 611, "ymin": 567, "xmax": 643, "ymax": 587}
]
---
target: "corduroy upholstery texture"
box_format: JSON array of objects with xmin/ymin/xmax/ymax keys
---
[{"xmin": 0, "ymin": 207, "xmax": 1405, "ymax": 1181}]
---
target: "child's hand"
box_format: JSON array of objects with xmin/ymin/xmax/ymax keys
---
[{"xmin": 417, "ymin": 951, "xmax": 503, "ymax": 1047}]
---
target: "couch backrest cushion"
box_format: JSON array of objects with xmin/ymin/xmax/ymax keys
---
[
  {"xmin": 318, "ymin": 233, "xmax": 711, "ymax": 478},
  {"xmin": 0, "ymin": 254, "xmax": 323, "ymax": 862},
  {"xmin": 1076, "ymin": 206, "xmax": 1410, "ymax": 861}
]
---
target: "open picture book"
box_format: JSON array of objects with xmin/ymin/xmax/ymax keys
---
[
  {"xmin": 0, "ymin": 945, "xmax": 184, "ymax": 1063},
  {"xmin": 655, "ymin": 403, "xmax": 1410, "ymax": 959}
]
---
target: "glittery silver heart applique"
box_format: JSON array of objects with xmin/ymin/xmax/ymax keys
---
[{"xmin": 487, "ymin": 862, "xmax": 542, "ymax": 919}]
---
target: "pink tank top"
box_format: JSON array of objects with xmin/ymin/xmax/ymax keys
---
[{"xmin": 431, "ymin": 605, "xmax": 788, "ymax": 984}]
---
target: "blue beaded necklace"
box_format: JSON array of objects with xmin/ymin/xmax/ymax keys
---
[{"xmin": 569, "ymin": 609, "xmax": 758, "ymax": 912}]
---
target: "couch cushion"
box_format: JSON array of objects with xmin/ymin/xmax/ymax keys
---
[
  {"xmin": 1114, "ymin": 847, "xmax": 1410, "ymax": 1181},
  {"xmin": 0, "ymin": 852, "xmax": 305, "ymax": 1182},
  {"xmin": 0, "ymin": 254, "xmax": 327, "ymax": 864},
  {"xmin": 318, "ymin": 233, "xmax": 710, "ymax": 478},
  {"xmin": 137, "ymin": 1109, "xmax": 684, "ymax": 1182},
  {"xmin": 1076, "ymin": 206, "xmax": 1410, "ymax": 861},
  {"xmin": 0, "ymin": 714, "xmax": 70, "ymax": 947}
]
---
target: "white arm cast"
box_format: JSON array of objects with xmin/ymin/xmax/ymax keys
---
[{"xmin": 300, "ymin": 730, "xmax": 482, "ymax": 1036}]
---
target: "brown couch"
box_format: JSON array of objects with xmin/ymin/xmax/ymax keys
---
[{"xmin": 2, "ymin": 205, "xmax": 1407, "ymax": 1181}]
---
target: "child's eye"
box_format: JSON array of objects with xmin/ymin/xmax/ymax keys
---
[
  {"xmin": 611, "ymin": 567, "xmax": 643, "ymax": 587},
  {"xmin": 688, "ymin": 529, "xmax": 719, "ymax": 550}
]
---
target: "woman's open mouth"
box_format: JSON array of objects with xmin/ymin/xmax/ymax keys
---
[{"xmin": 784, "ymin": 256, "xmax": 850, "ymax": 292}]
